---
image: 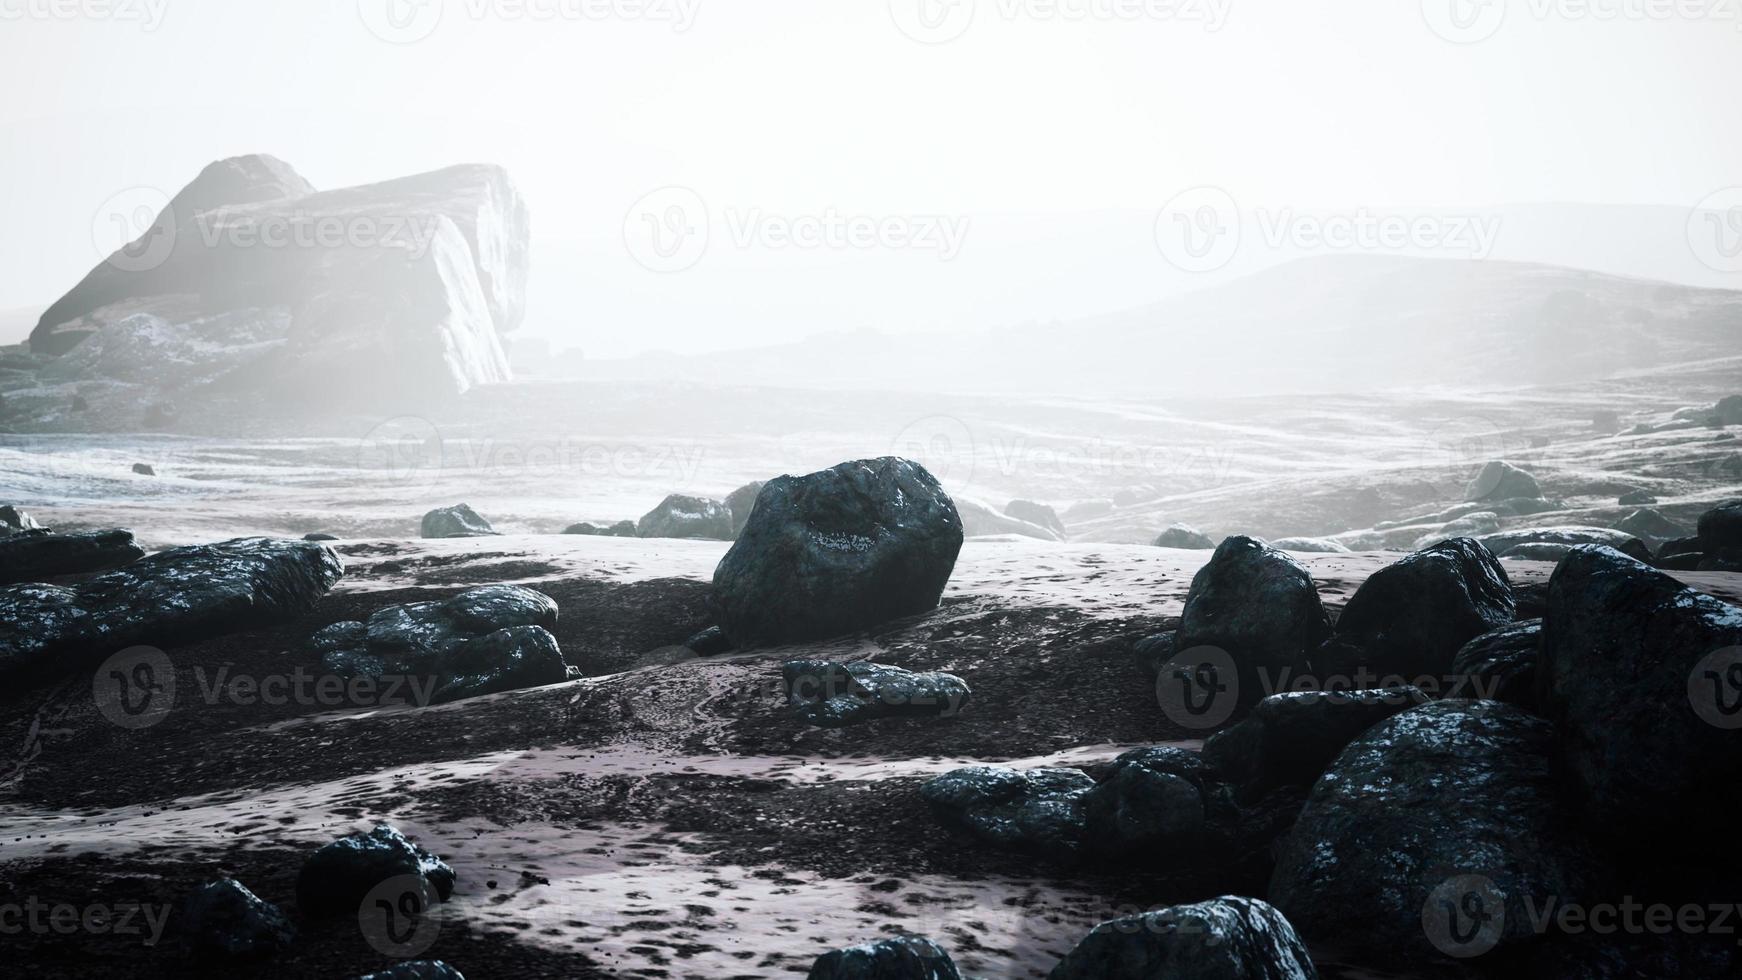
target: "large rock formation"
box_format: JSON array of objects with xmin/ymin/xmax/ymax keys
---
[
  {"xmin": 0, "ymin": 528, "xmax": 146, "ymax": 585},
  {"xmin": 1536, "ymin": 546, "xmax": 1742, "ymax": 862},
  {"xmin": 0, "ymin": 537, "xmax": 343, "ymax": 679},
  {"xmin": 712, "ymin": 458, "xmax": 963, "ymax": 647},
  {"xmin": 22, "ymin": 155, "xmax": 529, "ymax": 416}
]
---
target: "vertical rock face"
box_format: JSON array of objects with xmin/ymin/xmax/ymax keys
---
[
  {"xmin": 24, "ymin": 155, "xmax": 530, "ymax": 412},
  {"xmin": 1536, "ymin": 545, "xmax": 1742, "ymax": 860},
  {"xmin": 712, "ymin": 458, "xmax": 964, "ymax": 647}
]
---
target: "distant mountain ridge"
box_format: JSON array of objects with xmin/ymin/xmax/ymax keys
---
[{"xmin": 570, "ymin": 255, "xmax": 1742, "ymax": 396}]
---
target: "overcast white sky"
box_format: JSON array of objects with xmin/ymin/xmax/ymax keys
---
[{"xmin": 4, "ymin": 0, "xmax": 1742, "ymax": 355}]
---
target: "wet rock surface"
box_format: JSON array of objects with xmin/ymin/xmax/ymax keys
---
[
  {"xmin": 1177, "ymin": 536, "xmax": 1330, "ymax": 699},
  {"xmin": 1536, "ymin": 545, "xmax": 1742, "ymax": 861},
  {"xmin": 1480, "ymin": 526, "xmax": 1651, "ymax": 563},
  {"xmin": 1451, "ymin": 618, "xmax": 1543, "ymax": 708},
  {"xmin": 1202, "ymin": 687, "xmax": 1428, "ymax": 803},
  {"xmin": 782, "ymin": 659, "xmax": 971, "ymax": 727},
  {"xmin": 1049, "ymin": 896, "xmax": 1318, "ymax": 980},
  {"xmin": 920, "ymin": 765, "xmax": 1097, "ymax": 857},
  {"xmin": 421, "ymin": 504, "xmax": 498, "ymax": 539},
  {"xmin": 713, "ymin": 457, "xmax": 964, "ymax": 647},
  {"xmin": 637, "ymin": 493, "xmax": 735, "ymax": 540},
  {"xmin": 179, "ymin": 877, "xmax": 296, "ymax": 959},
  {"xmin": 0, "ymin": 527, "xmax": 146, "ymax": 584},
  {"xmin": 1314, "ymin": 538, "xmax": 1514, "ymax": 681},
  {"xmin": 0, "ymin": 537, "xmax": 342, "ymax": 680},
  {"xmin": 295, "ymin": 824, "xmax": 456, "ymax": 918},
  {"xmin": 313, "ymin": 585, "xmax": 569, "ymax": 704},
  {"xmin": 1270, "ymin": 700, "xmax": 1607, "ymax": 967},
  {"xmin": 807, "ymin": 935, "xmax": 963, "ymax": 979}
]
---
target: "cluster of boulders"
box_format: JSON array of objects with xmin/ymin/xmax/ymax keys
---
[
  {"xmin": 909, "ymin": 517, "xmax": 1742, "ymax": 976},
  {"xmin": 177, "ymin": 822, "xmax": 464, "ymax": 979},
  {"xmin": 312, "ymin": 585, "xmax": 574, "ymax": 704}
]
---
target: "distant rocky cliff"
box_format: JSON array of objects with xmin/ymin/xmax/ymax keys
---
[{"xmin": 3, "ymin": 154, "xmax": 529, "ymax": 428}]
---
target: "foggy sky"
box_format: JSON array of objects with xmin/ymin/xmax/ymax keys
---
[{"xmin": 5, "ymin": 0, "xmax": 1742, "ymax": 356}]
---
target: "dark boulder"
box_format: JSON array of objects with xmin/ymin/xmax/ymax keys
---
[
  {"xmin": 713, "ymin": 458, "xmax": 963, "ymax": 647},
  {"xmin": 1178, "ymin": 536, "xmax": 1330, "ymax": 702},
  {"xmin": 684, "ymin": 625, "xmax": 733, "ymax": 656},
  {"xmin": 920, "ymin": 765, "xmax": 1094, "ymax": 857},
  {"xmin": 1154, "ymin": 523, "xmax": 1216, "ymax": 550},
  {"xmin": 807, "ymin": 936, "xmax": 962, "ymax": 980},
  {"xmin": 1612, "ymin": 508, "xmax": 1687, "ymax": 544},
  {"xmin": 303, "ymin": 532, "xmax": 339, "ymax": 542},
  {"xmin": 421, "ymin": 504, "xmax": 497, "ymax": 538},
  {"xmin": 1080, "ymin": 746, "xmax": 1207, "ymax": 855},
  {"xmin": 1536, "ymin": 546, "xmax": 1742, "ymax": 861},
  {"xmin": 296, "ymin": 824, "xmax": 455, "ymax": 918},
  {"xmin": 1465, "ymin": 461, "xmax": 1541, "ymax": 502},
  {"xmin": 1482, "ymin": 526, "xmax": 1651, "ymax": 563},
  {"xmin": 726, "ymin": 481, "xmax": 765, "ymax": 537},
  {"xmin": 782, "ymin": 660, "xmax": 970, "ymax": 727},
  {"xmin": 638, "ymin": 494, "xmax": 735, "ymax": 540},
  {"xmin": 1269, "ymin": 700, "xmax": 1606, "ymax": 966},
  {"xmin": 0, "ymin": 537, "xmax": 343, "ymax": 680},
  {"xmin": 1314, "ymin": 539, "xmax": 1513, "ymax": 683},
  {"xmin": 1450, "ymin": 619, "xmax": 1542, "ymax": 709},
  {"xmin": 562, "ymin": 520, "xmax": 637, "ymax": 537},
  {"xmin": 132, "ymin": 462, "xmax": 157, "ymax": 476},
  {"xmin": 1048, "ymin": 896, "xmax": 1317, "ymax": 980},
  {"xmin": 1133, "ymin": 630, "xmax": 1177, "ymax": 678},
  {"xmin": 1006, "ymin": 499, "xmax": 1067, "ymax": 537},
  {"xmin": 0, "ymin": 528, "xmax": 146, "ymax": 585},
  {"xmin": 179, "ymin": 878, "xmax": 295, "ymax": 959},
  {"xmin": 314, "ymin": 585, "xmax": 569, "ymax": 704},
  {"xmin": 1657, "ymin": 534, "xmax": 1701, "ymax": 559},
  {"xmin": 1202, "ymin": 687, "xmax": 1428, "ymax": 804},
  {"xmin": 1696, "ymin": 499, "xmax": 1742, "ymax": 553}
]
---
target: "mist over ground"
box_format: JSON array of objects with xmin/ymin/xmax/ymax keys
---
[{"xmin": 3, "ymin": 5, "xmax": 1742, "ymax": 980}]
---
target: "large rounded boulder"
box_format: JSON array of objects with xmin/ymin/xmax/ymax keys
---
[
  {"xmin": 1313, "ymin": 538, "xmax": 1514, "ymax": 682},
  {"xmin": 1536, "ymin": 545, "xmax": 1742, "ymax": 862},
  {"xmin": 712, "ymin": 458, "xmax": 963, "ymax": 647},
  {"xmin": 1177, "ymin": 536, "xmax": 1330, "ymax": 701},
  {"xmin": 1269, "ymin": 700, "xmax": 1606, "ymax": 967},
  {"xmin": 1048, "ymin": 896, "xmax": 1317, "ymax": 980}
]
